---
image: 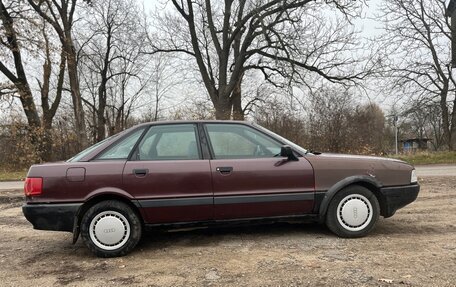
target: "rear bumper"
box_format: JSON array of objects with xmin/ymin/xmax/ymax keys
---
[
  {"xmin": 379, "ymin": 183, "xmax": 420, "ymax": 218},
  {"xmin": 22, "ymin": 203, "xmax": 82, "ymax": 232}
]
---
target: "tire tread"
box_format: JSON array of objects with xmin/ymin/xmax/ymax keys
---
[
  {"xmin": 80, "ymin": 200, "xmax": 142, "ymax": 258},
  {"xmin": 325, "ymin": 185, "xmax": 380, "ymax": 238}
]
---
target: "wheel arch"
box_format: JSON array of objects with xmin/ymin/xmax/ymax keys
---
[
  {"xmin": 72, "ymin": 192, "xmax": 144, "ymax": 244},
  {"xmin": 318, "ymin": 175, "xmax": 384, "ymax": 222}
]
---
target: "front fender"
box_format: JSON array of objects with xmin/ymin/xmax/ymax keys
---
[{"xmin": 317, "ymin": 175, "xmax": 383, "ymax": 222}]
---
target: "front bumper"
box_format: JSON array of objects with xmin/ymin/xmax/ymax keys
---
[
  {"xmin": 22, "ymin": 203, "xmax": 82, "ymax": 232},
  {"xmin": 379, "ymin": 183, "xmax": 420, "ymax": 218}
]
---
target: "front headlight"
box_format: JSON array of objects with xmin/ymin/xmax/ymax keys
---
[{"xmin": 411, "ymin": 169, "xmax": 418, "ymax": 183}]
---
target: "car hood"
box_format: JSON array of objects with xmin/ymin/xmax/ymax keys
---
[{"xmin": 312, "ymin": 153, "xmax": 407, "ymax": 164}]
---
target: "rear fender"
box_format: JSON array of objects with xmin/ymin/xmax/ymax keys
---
[{"xmin": 72, "ymin": 187, "xmax": 139, "ymax": 244}]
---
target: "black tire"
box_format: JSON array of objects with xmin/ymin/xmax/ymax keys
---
[
  {"xmin": 325, "ymin": 185, "xmax": 380, "ymax": 238},
  {"xmin": 80, "ymin": 200, "xmax": 142, "ymax": 258}
]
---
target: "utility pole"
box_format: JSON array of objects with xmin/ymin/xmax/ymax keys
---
[
  {"xmin": 393, "ymin": 115, "xmax": 398, "ymax": 155},
  {"xmin": 387, "ymin": 114, "xmax": 399, "ymax": 154}
]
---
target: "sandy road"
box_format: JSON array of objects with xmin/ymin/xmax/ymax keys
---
[
  {"xmin": 414, "ymin": 164, "xmax": 456, "ymax": 177},
  {"xmin": 0, "ymin": 181, "xmax": 23, "ymax": 190}
]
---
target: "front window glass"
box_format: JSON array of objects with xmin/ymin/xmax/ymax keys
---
[
  {"xmin": 97, "ymin": 128, "xmax": 145, "ymax": 160},
  {"xmin": 135, "ymin": 124, "xmax": 200, "ymax": 160},
  {"xmin": 253, "ymin": 123, "xmax": 308, "ymax": 155},
  {"xmin": 206, "ymin": 124, "xmax": 282, "ymax": 159}
]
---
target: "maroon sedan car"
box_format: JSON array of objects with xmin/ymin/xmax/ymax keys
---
[{"xmin": 23, "ymin": 121, "xmax": 419, "ymax": 257}]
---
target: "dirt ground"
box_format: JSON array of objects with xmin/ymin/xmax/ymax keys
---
[{"xmin": 0, "ymin": 177, "xmax": 455, "ymax": 287}]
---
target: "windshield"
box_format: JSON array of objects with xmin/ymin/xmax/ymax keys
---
[
  {"xmin": 67, "ymin": 134, "xmax": 118, "ymax": 162},
  {"xmin": 252, "ymin": 123, "xmax": 308, "ymax": 155}
]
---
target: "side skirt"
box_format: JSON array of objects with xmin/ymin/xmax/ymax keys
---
[{"xmin": 144, "ymin": 213, "xmax": 319, "ymax": 231}]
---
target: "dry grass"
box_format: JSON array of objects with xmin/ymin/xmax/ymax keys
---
[
  {"xmin": 0, "ymin": 169, "xmax": 26, "ymax": 181},
  {"xmin": 390, "ymin": 151, "xmax": 456, "ymax": 165}
]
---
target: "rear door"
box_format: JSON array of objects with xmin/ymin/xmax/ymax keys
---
[
  {"xmin": 122, "ymin": 124, "xmax": 213, "ymax": 224},
  {"xmin": 204, "ymin": 123, "xmax": 315, "ymax": 220}
]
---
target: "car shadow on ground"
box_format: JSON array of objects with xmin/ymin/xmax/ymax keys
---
[
  {"xmin": 137, "ymin": 216, "xmax": 436, "ymax": 251},
  {"xmin": 137, "ymin": 222, "xmax": 333, "ymax": 250},
  {"xmin": 15, "ymin": 213, "xmax": 435, "ymax": 261},
  {"xmin": 68, "ymin": 218, "xmax": 433, "ymax": 256},
  {"xmin": 60, "ymin": 222, "xmax": 332, "ymax": 256}
]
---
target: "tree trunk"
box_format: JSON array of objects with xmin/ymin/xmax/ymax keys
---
[
  {"xmin": 39, "ymin": 40, "xmax": 66, "ymax": 162},
  {"xmin": 215, "ymin": 96, "xmax": 232, "ymax": 120},
  {"xmin": 450, "ymin": 92, "xmax": 456, "ymax": 150},
  {"xmin": 40, "ymin": 118, "xmax": 53, "ymax": 162},
  {"xmin": 96, "ymin": 85, "xmax": 106, "ymax": 142},
  {"xmin": 231, "ymin": 77, "xmax": 244, "ymax": 120},
  {"xmin": 40, "ymin": 69, "xmax": 53, "ymax": 162},
  {"xmin": 97, "ymin": 104, "xmax": 106, "ymax": 141},
  {"xmin": 16, "ymin": 84, "xmax": 41, "ymax": 128},
  {"xmin": 96, "ymin": 25, "xmax": 113, "ymax": 141},
  {"xmin": 64, "ymin": 33, "xmax": 88, "ymax": 148},
  {"xmin": 439, "ymin": 86, "xmax": 453, "ymax": 150}
]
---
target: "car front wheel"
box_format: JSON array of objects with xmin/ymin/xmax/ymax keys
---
[
  {"xmin": 325, "ymin": 185, "xmax": 380, "ymax": 238},
  {"xmin": 80, "ymin": 200, "xmax": 142, "ymax": 257}
]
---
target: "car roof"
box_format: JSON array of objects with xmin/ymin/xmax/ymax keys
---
[{"xmin": 135, "ymin": 120, "xmax": 253, "ymax": 127}]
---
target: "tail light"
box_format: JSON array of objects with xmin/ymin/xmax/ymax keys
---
[{"xmin": 24, "ymin": 177, "xmax": 43, "ymax": 196}]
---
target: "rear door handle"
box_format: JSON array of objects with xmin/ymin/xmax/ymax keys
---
[
  {"xmin": 133, "ymin": 169, "xmax": 148, "ymax": 177},
  {"xmin": 216, "ymin": 166, "xmax": 233, "ymax": 174}
]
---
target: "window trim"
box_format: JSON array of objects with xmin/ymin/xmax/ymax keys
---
[
  {"xmin": 197, "ymin": 123, "xmax": 212, "ymax": 160},
  {"xmin": 203, "ymin": 123, "xmax": 286, "ymax": 160},
  {"xmin": 92, "ymin": 126, "xmax": 149, "ymax": 161},
  {"xmin": 128, "ymin": 123, "xmax": 203, "ymax": 161}
]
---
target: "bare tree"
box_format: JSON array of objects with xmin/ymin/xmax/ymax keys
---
[
  {"xmin": 377, "ymin": 0, "xmax": 456, "ymax": 150},
  {"xmin": 77, "ymin": 0, "xmax": 151, "ymax": 140},
  {"xmin": 348, "ymin": 103, "xmax": 387, "ymax": 154},
  {"xmin": 254, "ymin": 93, "xmax": 306, "ymax": 145},
  {"xmin": 0, "ymin": 0, "xmax": 40, "ymax": 129},
  {"xmin": 147, "ymin": 54, "xmax": 177, "ymax": 121},
  {"xmin": 403, "ymin": 101, "xmax": 445, "ymax": 150},
  {"xmin": 149, "ymin": 0, "xmax": 369, "ymax": 120},
  {"xmin": 0, "ymin": 0, "xmax": 65, "ymax": 161},
  {"xmin": 307, "ymin": 88, "xmax": 353, "ymax": 152},
  {"xmin": 28, "ymin": 0, "xmax": 88, "ymax": 148},
  {"xmin": 105, "ymin": 61, "xmax": 150, "ymax": 135},
  {"xmin": 39, "ymin": 22, "xmax": 66, "ymax": 132},
  {"xmin": 252, "ymin": 86, "xmax": 389, "ymax": 154}
]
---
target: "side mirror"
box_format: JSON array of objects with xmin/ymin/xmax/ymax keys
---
[{"xmin": 280, "ymin": 145, "xmax": 299, "ymax": 161}]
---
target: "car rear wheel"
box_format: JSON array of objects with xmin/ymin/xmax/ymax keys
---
[
  {"xmin": 325, "ymin": 185, "xmax": 380, "ymax": 238},
  {"xmin": 80, "ymin": 200, "xmax": 142, "ymax": 257}
]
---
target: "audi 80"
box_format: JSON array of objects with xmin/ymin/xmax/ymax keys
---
[{"xmin": 22, "ymin": 121, "xmax": 419, "ymax": 257}]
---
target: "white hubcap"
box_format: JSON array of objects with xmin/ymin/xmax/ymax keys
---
[
  {"xmin": 336, "ymin": 194, "xmax": 373, "ymax": 232},
  {"xmin": 89, "ymin": 211, "xmax": 130, "ymax": 250}
]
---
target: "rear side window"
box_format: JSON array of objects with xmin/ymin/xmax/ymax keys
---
[
  {"xmin": 67, "ymin": 134, "xmax": 117, "ymax": 162},
  {"xmin": 134, "ymin": 124, "xmax": 200, "ymax": 160},
  {"xmin": 97, "ymin": 128, "xmax": 145, "ymax": 160}
]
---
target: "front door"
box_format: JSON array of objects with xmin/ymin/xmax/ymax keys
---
[
  {"xmin": 123, "ymin": 124, "xmax": 213, "ymax": 224},
  {"xmin": 204, "ymin": 123, "xmax": 315, "ymax": 220}
]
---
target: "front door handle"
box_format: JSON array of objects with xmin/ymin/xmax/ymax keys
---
[
  {"xmin": 216, "ymin": 166, "xmax": 233, "ymax": 174},
  {"xmin": 133, "ymin": 169, "xmax": 148, "ymax": 177}
]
